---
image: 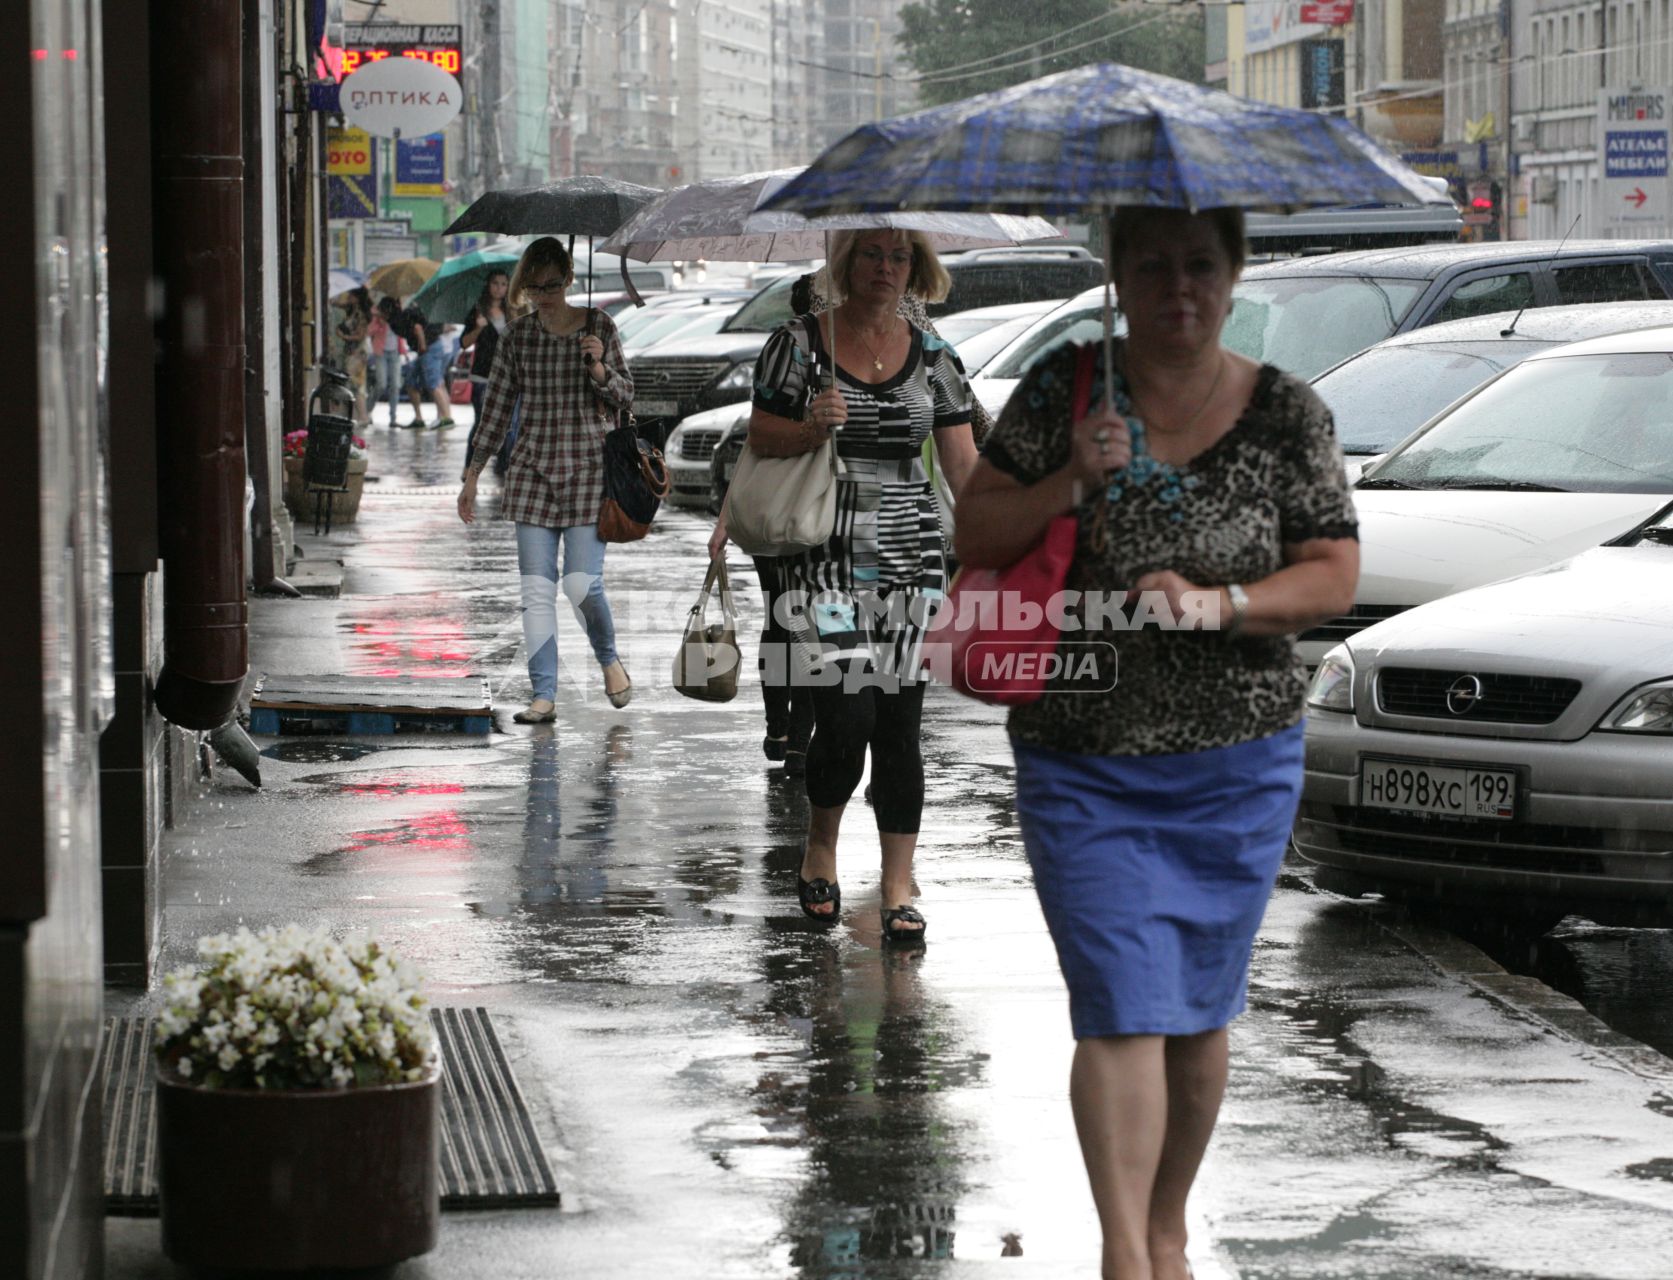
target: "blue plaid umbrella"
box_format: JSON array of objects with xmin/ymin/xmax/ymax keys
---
[
  {"xmin": 760, "ymin": 63, "xmax": 1443, "ymax": 218},
  {"xmin": 762, "ymin": 63, "xmax": 1448, "ymax": 411}
]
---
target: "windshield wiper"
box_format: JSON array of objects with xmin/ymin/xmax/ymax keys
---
[
  {"xmin": 1435, "ymin": 479, "xmax": 1570, "ymax": 492},
  {"xmin": 1640, "ymin": 526, "xmax": 1673, "ymax": 545},
  {"xmin": 1354, "ymin": 477, "xmax": 1425, "ymax": 489}
]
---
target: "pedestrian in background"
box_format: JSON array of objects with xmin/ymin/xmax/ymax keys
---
[
  {"xmin": 457, "ymin": 236, "xmax": 635, "ymax": 721},
  {"xmin": 723, "ymin": 228, "xmax": 977, "ymax": 944},
  {"xmin": 462, "ymin": 269, "xmax": 520, "ymax": 474},
  {"xmin": 955, "ymin": 206, "xmax": 1360, "ymax": 1280},
  {"xmin": 390, "ymin": 297, "xmax": 455, "ymax": 429},
  {"xmin": 370, "ymin": 297, "xmax": 404, "ymax": 425}
]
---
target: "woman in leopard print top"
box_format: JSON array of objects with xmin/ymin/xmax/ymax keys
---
[{"xmin": 955, "ymin": 207, "xmax": 1359, "ymax": 1280}]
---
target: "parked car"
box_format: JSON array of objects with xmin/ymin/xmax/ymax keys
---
[
  {"xmin": 1303, "ymin": 324, "xmax": 1673, "ymax": 665},
  {"xmin": 1312, "ymin": 299, "xmax": 1673, "ymax": 465},
  {"xmin": 664, "ymin": 403, "xmax": 748, "ymax": 509},
  {"xmin": 629, "ymin": 248, "xmax": 1101, "ymax": 447},
  {"xmin": 968, "ymin": 239, "xmax": 1673, "ymax": 423},
  {"xmin": 1296, "ymin": 503, "xmax": 1673, "ymax": 930},
  {"xmin": 620, "ymin": 304, "xmax": 738, "ymax": 355},
  {"xmin": 932, "ymin": 300, "xmax": 1060, "ymax": 373},
  {"xmin": 1225, "ymin": 240, "xmax": 1673, "ymax": 381}
]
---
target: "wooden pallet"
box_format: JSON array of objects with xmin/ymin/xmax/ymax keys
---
[{"xmin": 249, "ymin": 673, "xmax": 493, "ymax": 735}]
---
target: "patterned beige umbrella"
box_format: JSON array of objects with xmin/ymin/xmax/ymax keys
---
[{"xmin": 366, "ymin": 257, "xmax": 441, "ymax": 299}]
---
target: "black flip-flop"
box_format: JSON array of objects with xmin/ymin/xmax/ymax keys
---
[{"xmin": 797, "ymin": 876, "xmax": 840, "ymax": 925}]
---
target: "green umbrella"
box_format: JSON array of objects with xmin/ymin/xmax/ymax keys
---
[{"xmin": 408, "ymin": 248, "xmax": 522, "ymax": 324}]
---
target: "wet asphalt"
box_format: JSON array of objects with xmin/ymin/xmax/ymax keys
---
[{"xmin": 106, "ymin": 409, "xmax": 1673, "ymax": 1279}]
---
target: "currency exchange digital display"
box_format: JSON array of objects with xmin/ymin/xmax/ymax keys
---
[{"xmin": 340, "ymin": 23, "xmax": 461, "ymax": 78}]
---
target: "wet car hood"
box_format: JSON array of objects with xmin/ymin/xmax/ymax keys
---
[
  {"xmin": 629, "ymin": 328, "xmax": 769, "ymax": 363},
  {"xmin": 1354, "ymin": 489, "xmax": 1669, "ymax": 606},
  {"xmin": 1347, "ymin": 543, "xmax": 1673, "ymax": 685}
]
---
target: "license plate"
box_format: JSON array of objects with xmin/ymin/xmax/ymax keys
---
[
  {"xmin": 636, "ymin": 400, "xmax": 678, "ymax": 418},
  {"xmin": 1359, "ymin": 756, "xmax": 1517, "ymax": 820}
]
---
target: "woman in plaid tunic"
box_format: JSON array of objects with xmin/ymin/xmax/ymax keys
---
[{"xmin": 458, "ymin": 238, "xmax": 636, "ymax": 721}]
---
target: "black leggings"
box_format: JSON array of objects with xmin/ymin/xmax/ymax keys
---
[
  {"xmin": 806, "ymin": 679, "xmax": 927, "ymax": 834},
  {"xmin": 753, "ymin": 557, "xmax": 815, "ymax": 748}
]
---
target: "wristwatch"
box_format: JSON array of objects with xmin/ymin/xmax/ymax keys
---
[{"xmin": 1226, "ymin": 583, "xmax": 1249, "ymax": 635}]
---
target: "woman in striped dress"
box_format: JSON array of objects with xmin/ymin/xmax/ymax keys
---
[{"xmin": 740, "ymin": 229, "xmax": 977, "ymax": 943}]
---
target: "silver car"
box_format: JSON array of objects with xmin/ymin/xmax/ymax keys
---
[{"xmin": 1296, "ymin": 505, "xmax": 1673, "ymax": 929}]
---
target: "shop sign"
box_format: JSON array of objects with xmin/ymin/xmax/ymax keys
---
[
  {"xmin": 327, "ymin": 126, "xmax": 372, "ymax": 176},
  {"xmin": 1300, "ymin": 1, "xmax": 1354, "ymax": 24},
  {"xmin": 393, "ymin": 133, "xmax": 445, "ymax": 197},
  {"xmin": 340, "ymin": 55, "xmax": 460, "ymax": 138},
  {"xmin": 1598, "ymin": 88, "xmax": 1671, "ymax": 231}
]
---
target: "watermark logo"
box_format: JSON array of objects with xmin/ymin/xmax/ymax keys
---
[{"xmin": 964, "ymin": 641, "xmax": 1118, "ymax": 694}]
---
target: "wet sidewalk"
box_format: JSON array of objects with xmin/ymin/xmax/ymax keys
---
[{"xmin": 107, "ymin": 413, "xmax": 1673, "ymax": 1279}]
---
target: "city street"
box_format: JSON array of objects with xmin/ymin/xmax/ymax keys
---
[{"xmin": 107, "ymin": 414, "xmax": 1673, "ymax": 1280}]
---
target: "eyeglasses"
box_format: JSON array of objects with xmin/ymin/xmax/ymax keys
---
[
  {"xmin": 857, "ymin": 248, "xmax": 913, "ymax": 269},
  {"xmin": 524, "ymin": 281, "xmax": 568, "ymax": 296}
]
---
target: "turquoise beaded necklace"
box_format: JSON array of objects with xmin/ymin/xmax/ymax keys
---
[{"xmin": 1101, "ymin": 355, "xmax": 1218, "ymax": 522}]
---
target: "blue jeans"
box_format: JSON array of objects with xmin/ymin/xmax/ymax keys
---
[
  {"xmin": 374, "ymin": 351, "xmax": 401, "ymax": 417},
  {"xmin": 516, "ymin": 522, "xmax": 618, "ymax": 700}
]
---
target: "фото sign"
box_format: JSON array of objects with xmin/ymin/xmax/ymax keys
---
[
  {"xmin": 327, "ymin": 126, "xmax": 372, "ymax": 176},
  {"xmin": 340, "ymin": 55, "xmax": 461, "ymax": 138},
  {"xmin": 1598, "ymin": 88, "xmax": 1671, "ymax": 233}
]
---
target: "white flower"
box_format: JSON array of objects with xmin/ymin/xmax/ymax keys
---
[
  {"xmin": 217, "ymin": 1044, "xmax": 240, "ymax": 1072},
  {"xmin": 177, "ymin": 1057, "xmax": 194, "ymax": 1079}
]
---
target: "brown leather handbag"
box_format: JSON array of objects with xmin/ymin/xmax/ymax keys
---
[{"xmin": 672, "ymin": 558, "xmax": 741, "ymax": 702}]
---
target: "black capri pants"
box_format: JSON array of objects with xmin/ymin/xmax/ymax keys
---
[{"xmin": 805, "ymin": 679, "xmax": 927, "ymax": 834}]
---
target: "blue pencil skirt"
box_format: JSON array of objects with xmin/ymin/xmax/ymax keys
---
[{"xmin": 1013, "ymin": 725, "xmax": 1304, "ymax": 1039}]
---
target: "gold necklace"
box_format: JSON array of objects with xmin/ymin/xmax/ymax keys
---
[
  {"xmin": 1125, "ymin": 353, "xmax": 1225, "ymax": 433},
  {"xmin": 845, "ymin": 313, "xmax": 898, "ymax": 373}
]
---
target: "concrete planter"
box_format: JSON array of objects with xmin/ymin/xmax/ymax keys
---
[
  {"xmin": 156, "ymin": 1069, "xmax": 439, "ymax": 1270},
  {"xmin": 283, "ymin": 453, "xmax": 368, "ymax": 523}
]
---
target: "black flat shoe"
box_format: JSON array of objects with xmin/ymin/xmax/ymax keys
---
[
  {"xmin": 783, "ymin": 747, "xmax": 807, "ymax": 777},
  {"xmin": 798, "ymin": 876, "xmax": 840, "ymax": 924},
  {"xmin": 763, "ymin": 734, "xmax": 788, "ymax": 762},
  {"xmin": 880, "ymin": 904, "xmax": 927, "ymax": 946}
]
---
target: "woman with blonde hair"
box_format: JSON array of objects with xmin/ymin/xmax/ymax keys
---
[
  {"xmin": 458, "ymin": 236, "xmax": 636, "ymax": 720},
  {"xmin": 711, "ymin": 227, "xmax": 978, "ymax": 943}
]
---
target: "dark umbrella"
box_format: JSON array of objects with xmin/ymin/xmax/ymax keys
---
[
  {"xmin": 444, "ymin": 176, "xmax": 662, "ymax": 306},
  {"xmin": 443, "ymin": 175, "xmax": 661, "ymax": 237}
]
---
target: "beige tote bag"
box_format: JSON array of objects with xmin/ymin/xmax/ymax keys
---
[{"xmin": 723, "ymin": 436, "xmax": 843, "ymax": 557}]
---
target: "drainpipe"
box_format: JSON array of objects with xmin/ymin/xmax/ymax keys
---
[{"xmin": 150, "ymin": 0, "xmax": 249, "ymax": 730}]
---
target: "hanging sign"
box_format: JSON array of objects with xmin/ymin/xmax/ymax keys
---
[
  {"xmin": 1300, "ymin": 1, "xmax": 1354, "ymax": 24},
  {"xmin": 1598, "ymin": 88, "xmax": 1671, "ymax": 233},
  {"xmin": 394, "ymin": 133, "xmax": 446, "ymax": 196},
  {"xmin": 327, "ymin": 126, "xmax": 372, "ymax": 176},
  {"xmin": 340, "ymin": 55, "xmax": 461, "ymax": 138}
]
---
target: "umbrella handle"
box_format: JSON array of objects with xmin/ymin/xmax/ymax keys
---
[
  {"xmin": 824, "ymin": 231, "xmax": 836, "ymax": 392},
  {"xmin": 1102, "ymin": 212, "xmax": 1115, "ymax": 415}
]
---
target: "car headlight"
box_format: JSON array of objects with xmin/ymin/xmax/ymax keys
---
[
  {"xmin": 1307, "ymin": 648, "xmax": 1355, "ymax": 713},
  {"xmin": 712, "ymin": 361, "xmax": 755, "ymax": 394},
  {"xmin": 1600, "ymin": 681, "xmax": 1673, "ymax": 733}
]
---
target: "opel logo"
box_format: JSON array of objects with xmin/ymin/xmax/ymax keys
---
[{"xmin": 1446, "ymin": 674, "xmax": 1485, "ymax": 715}]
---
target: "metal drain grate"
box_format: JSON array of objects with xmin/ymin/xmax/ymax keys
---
[{"xmin": 102, "ymin": 1007, "xmax": 560, "ymax": 1214}]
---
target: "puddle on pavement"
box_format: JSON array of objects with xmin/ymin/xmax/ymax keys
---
[
  {"xmin": 261, "ymin": 741, "xmax": 386, "ymax": 764},
  {"xmin": 1624, "ymin": 1156, "xmax": 1673, "ymax": 1183},
  {"xmin": 1252, "ymin": 985, "xmax": 1505, "ymax": 1161}
]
